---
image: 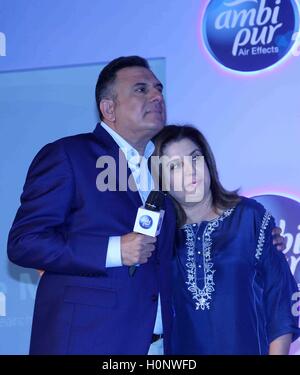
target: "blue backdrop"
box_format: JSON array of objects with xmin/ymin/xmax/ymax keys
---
[{"xmin": 0, "ymin": 0, "xmax": 299, "ymax": 354}]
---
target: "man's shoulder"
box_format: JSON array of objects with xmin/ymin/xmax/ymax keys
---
[
  {"xmin": 30, "ymin": 131, "xmax": 98, "ymax": 166},
  {"xmin": 54, "ymin": 131, "xmax": 95, "ymax": 147},
  {"xmin": 53, "ymin": 125, "xmax": 113, "ymax": 153},
  {"xmin": 42, "ymin": 131, "xmax": 100, "ymax": 156}
]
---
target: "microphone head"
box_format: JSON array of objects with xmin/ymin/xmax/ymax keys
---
[{"xmin": 145, "ymin": 191, "xmax": 165, "ymax": 212}]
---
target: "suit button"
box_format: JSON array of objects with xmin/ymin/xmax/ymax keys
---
[{"xmin": 151, "ymin": 294, "xmax": 158, "ymax": 302}]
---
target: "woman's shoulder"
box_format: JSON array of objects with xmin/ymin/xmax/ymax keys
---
[
  {"xmin": 235, "ymin": 196, "xmax": 274, "ymax": 225},
  {"xmin": 237, "ymin": 196, "xmax": 267, "ymax": 214}
]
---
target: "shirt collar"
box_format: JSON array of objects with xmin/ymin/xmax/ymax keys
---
[{"xmin": 101, "ymin": 121, "xmax": 155, "ymax": 164}]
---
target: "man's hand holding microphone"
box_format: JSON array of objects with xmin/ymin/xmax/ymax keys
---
[
  {"xmin": 120, "ymin": 233, "xmax": 157, "ymax": 266},
  {"xmin": 122, "ymin": 191, "xmax": 165, "ymax": 276}
]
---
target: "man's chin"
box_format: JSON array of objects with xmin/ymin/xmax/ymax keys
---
[
  {"xmin": 145, "ymin": 111, "xmax": 165, "ymax": 124},
  {"xmin": 145, "ymin": 121, "xmax": 165, "ymax": 135}
]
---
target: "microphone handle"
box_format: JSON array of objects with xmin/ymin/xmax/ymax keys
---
[
  {"xmin": 129, "ymin": 265, "xmax": 137, "ymax": 277},
  {"xmin": 129, "ymin": 262, "xmax": 141, "ymax": 276}
]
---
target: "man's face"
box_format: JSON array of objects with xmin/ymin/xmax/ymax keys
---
[{"xmin": 111, "ymin": 66, "xmax": 166, "ymax": 142}]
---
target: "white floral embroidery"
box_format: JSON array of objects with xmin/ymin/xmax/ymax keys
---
[
  {"xmin": 255, "ymin": 211, "xmax": 272, "ymax": 260},
  {"xmin": 184, "ymin": 208, "xmax": 235, "ymax": 311}
]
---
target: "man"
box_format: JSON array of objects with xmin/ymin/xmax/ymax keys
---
[
  {"xmin": 7, "ymin": 56, "xmax": 284, "ymax": 355},
  {"xmin": 7, "ymin": 56, "xmax": 176, "ymax": 354}
]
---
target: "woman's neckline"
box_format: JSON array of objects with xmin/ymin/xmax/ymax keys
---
[
  {"xmin": 182, "ymin": 211, "xmax": 224, "ymax": 228},
  {"xmin": 181, "ymin": 198, "xmax": 243, "ymax": 229}
]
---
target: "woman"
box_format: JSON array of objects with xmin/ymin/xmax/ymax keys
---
[{"xmin": 153, "ymin": 125, "xmax": 300, "ymax": 355}]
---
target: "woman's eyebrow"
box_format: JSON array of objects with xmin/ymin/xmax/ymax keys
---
[
  {"xmin": 189, "ymin": 149, "xmax": 202, "ymax": 156},
  {"xmin": 166, "ymin": 157, "xmax": 181, "ymax": 166}
]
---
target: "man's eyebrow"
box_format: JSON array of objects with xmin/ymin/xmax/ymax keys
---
[
  {"xmin": 133, "ymin": 82, "xmax": 147, "ymax": 87},
  {"xmin": 133, "ymin": 82, "xmax": 163, "ymax": 89},
  {"xmin": 155, "ymin": 82, "xmax": 163, "ymax": 90}
]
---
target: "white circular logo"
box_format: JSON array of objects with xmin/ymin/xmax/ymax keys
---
[{"xmin": 139, "ymin": 215, "xmax": 153, "ymax": 229}]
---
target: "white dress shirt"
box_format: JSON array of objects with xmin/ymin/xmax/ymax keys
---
[{"xmin": 101, "ymin": 121, "xmax": 163, "ymax": 335}]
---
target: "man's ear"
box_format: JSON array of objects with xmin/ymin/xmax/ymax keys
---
[{"xmin": 99, "ymin": 99, "xmax": 115, "ymax": 122}]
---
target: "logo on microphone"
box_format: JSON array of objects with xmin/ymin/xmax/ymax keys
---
[
  {"xmin": 202, "ymin": 0, "xmax": 299, "ymax": 73},
  {"xmin": 139, "ymin": 215, "xmax": 153, "ymax": 229}
]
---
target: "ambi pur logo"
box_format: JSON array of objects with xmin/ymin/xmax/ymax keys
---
[
  {"xmin": 139, "ymin": 215, "xmax": 153, "ymax": 229},
  {"xmin": 202, "ymin": 0, "xmax": 299, "ymax": 73}
]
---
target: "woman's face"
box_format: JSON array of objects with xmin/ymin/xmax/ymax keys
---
[{"xmin": 161, "ymin": 138, "xmax": 211, "ymax": 204}]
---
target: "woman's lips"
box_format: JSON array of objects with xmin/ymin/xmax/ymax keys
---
[{"xmin": 185, "ymin": 180, "xmax": 201, "ymax": 192}]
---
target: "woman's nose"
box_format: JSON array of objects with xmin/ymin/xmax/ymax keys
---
[{"xmin": 184, "ymin": 160, "xmax": 194, "ymax": 177}]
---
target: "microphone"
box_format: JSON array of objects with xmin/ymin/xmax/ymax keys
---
[{"xmin": 129, "ymin": 191, "xmax": 166, "ymax": 276}]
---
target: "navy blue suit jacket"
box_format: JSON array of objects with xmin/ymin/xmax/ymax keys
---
[{"xmin": 7, "ymin": 124, "xmax": 176, "ymax": 354}]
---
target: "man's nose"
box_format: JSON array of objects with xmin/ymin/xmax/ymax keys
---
[{"xmin": 149, "ymin": 88, "xmax": 163, "ymax": 102}]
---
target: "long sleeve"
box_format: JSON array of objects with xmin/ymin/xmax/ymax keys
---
[
  {"xmin": 7, "ymin": 140, "xmax": 110, "ymax": 275},
  {"xmin": 260, "ymin": 213, "xmax": 300, "ymax": 344},
  {"xmin": 106, "ymin": 236, "xmax": 122, "ymax": 267}
]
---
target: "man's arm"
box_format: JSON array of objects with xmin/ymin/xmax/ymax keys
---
[
  {"xmin": 7, "ymin": 140, "xmax": 109, "ymax": 275},
  {"xmin": 37, "ymin": 232, "xmax": 156, "ymax": 276}
]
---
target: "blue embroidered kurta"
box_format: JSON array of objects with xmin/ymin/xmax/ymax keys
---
[{"xmin": 171, "ymin": 197, "xmax": 300, "ymax": 355}]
